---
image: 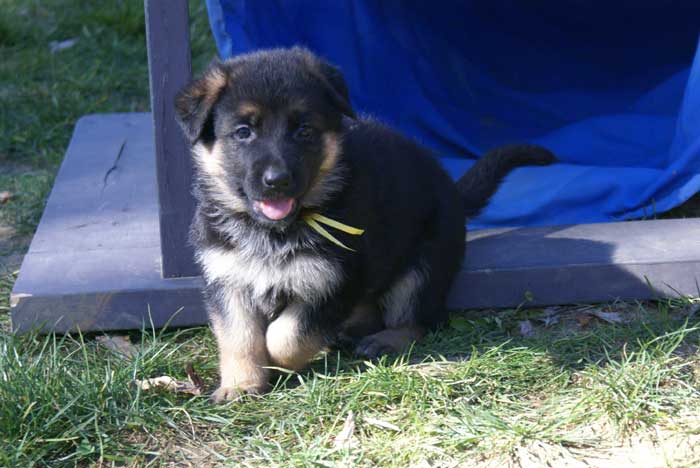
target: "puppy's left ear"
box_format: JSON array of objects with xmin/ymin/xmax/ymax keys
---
[
  {"xmin": 316, "ymin": 60, "xmax": 356, "ymax": 120},
  {"xmin": 174, "ymin": 61, "xmax": 228, "ymax": 143}
]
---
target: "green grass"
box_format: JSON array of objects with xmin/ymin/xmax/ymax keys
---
[
  {"xmin": 1, "ymin": 307, "xmax": 700, "ymax": 466},
  {"xmin": 0, "ymin": 173, "xmax": 53, "ymax": 237},
  {"xmin": 0, "ymin": 0, "xmax": 213, "ymax": 236},
  {"xmin": 2, "ymin": 1, "xmax": 700, "ymax": 466}
]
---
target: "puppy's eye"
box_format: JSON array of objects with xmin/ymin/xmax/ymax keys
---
[
  {"xmin": 233, "ymin": 125, "xmax": 254, "ymax": 141},
  {"xmin": 294, "ymin": 124, "xmax": 315, "ymax": 141}
]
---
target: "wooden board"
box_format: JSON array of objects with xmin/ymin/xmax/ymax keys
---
[
  {"xmin": 11, "ymin": 114, "xmax": 205, "ymax": 333},
  {"xmin": 10, "ymin": 113, "xmax": 700, "ymax": 333},
  {"xmin": 450, "ymin": 221, "xmax": 700, "ymax": 308},
  {"xmin": 145, "ymin": 0, "xmax": 199, "ymax": 278}
]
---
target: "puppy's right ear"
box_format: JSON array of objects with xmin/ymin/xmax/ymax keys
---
[{"xmin": 174, "ymin": 61, "xmax": 228, "ymax": 143}]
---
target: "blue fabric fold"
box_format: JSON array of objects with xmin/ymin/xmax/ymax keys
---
[{"xmin": 205, "ymin": 0, "xmax": 700, "ymax": 229}]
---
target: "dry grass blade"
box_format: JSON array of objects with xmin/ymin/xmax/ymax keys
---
[
  {"xmin": 587, "ymin": 309, "xmax": 624, "ymax": 324},
  {"xmin": 363, "ymin": 416, "xmax": 401, "ymax": 432},
  {"xmin": 537, "ymin": 307, "xmax": 562, "ymax": 327},
  {"xmin": 49, "ymin": 38, "xmax": 78, "ymax": 53},
  {"xmin": 333, "ymin": 410, "xmax": 357, "ymax": 450}
]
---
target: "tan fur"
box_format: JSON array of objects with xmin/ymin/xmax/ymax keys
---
[
  {"xmin": 320, "ymin": 133, "xmax": 340, "ymax": 172},
  {"xmin": 184, "ymin": 66, "xmax": 227, "ymax": 110},
  {"xmin": 192, "ymin": 141, "xmax": 248, "ymax": 213},
  {"xmin": 236, "ymin": 101, "xmax": 261, "ymax": 117},
  {"xmin": 266, "ymin": 304, "xmax": 325, "ymax": 370},
  {"xmin": 340, "ymin": 302, "xmax": 385, "ymax": 338},
  {"xmin": 302, "ymin": 132, "xmax": 343, "ymax": 207},
  {"xmin": 380, "ymin": 266, "xmax": 427, "ymax": 327},
  {"xmin": 209, "ymin": 298, "xmax": 270, "ymax": 402},
  {"xmin": 205, "ymin": 66, "xmax": 228, "ymax": 91}
]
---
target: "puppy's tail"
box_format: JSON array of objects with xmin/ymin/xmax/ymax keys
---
[{"xmin": 456, "ymin": 144, "xmax": 557, "ymax": 218}]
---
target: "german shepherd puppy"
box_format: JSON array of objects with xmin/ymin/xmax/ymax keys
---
[{"xmin": 175, "ymin": 47, "xmax": 555, "ymax": 402}]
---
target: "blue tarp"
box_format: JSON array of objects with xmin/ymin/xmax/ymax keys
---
[{"xmin": 205, "ymin": 1, "xmax": 700, "ymax": 229}]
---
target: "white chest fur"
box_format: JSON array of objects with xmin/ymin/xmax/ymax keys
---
[{"xmin": 198, "ymin": 246, "xmax": 342, "ymax": 304}]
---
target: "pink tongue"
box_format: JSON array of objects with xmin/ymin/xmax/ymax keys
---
[{"xmin": 256, "ymin": 198, "xmax": 295, "ymax": 220}]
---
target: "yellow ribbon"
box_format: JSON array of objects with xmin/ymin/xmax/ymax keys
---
[{"xmin": 303, "ymin": 212, "xmax": 365, "ymax": 251}]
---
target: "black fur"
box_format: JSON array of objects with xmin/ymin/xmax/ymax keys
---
[
  {"xmin": 174, "ymin": 47, "xmax": 556, "ymax": 399},
  {"xmin": 457, "ymin": 144, "xmax": 556, "ymax": 218}
]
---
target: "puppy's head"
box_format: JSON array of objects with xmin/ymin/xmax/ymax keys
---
[{"xmin": 175, "ymin": 47, "xmax": 354, "ymax": 229}]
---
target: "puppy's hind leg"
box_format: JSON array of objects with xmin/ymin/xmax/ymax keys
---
[
  {"xmin": 354, "ymin": 265, "xmax": 428, "ymax": 358},
  {"xmin": 354, "ymin": 326, "xmax": 425, "ymax": 358},
  {"xmin": 335, "ymin": 301, "xmax": 385, "ymax": 350},
  {"xmin": 355, "ymin": 201, "xmax": 465, "ymax": 359}
]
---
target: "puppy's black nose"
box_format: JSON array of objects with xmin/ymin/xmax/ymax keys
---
[{"xmin": 262, "ymin": 167, "xmax": 291, "ymax": 189}]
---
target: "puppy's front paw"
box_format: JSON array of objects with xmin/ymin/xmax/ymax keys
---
[
  {"xmin": 210, "ymin": 383, "xmax": 265, "ymax": 403},
  {"xmin": 210, "ymin": 386, "xmax": 243, "ymax": 403}
]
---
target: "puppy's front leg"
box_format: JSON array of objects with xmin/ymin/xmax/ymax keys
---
[
  {"xmin": 209, "ymin": 293, "xmax": 269, "ymax": 402},
  {"xmin": 266, "ymin": 303, "xmax": 327, "ymax": 371}
]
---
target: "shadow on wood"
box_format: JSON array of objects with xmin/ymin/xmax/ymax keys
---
[{"xmin": 11, "ymin": 114, "xmax": 700, "ymax": 333}]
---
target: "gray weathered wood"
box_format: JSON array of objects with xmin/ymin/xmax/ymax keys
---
[
  {"xmin": 11, "ymin": 114, "xmax": 206, "ymax": 333},
  {"xmin": 145, "ymin": 0, "xmax": 198, "ymax": 278},
  {"xmin": 10, "ymin": 114, "xmax": 700, "ymax": 333},
  {"xmin": 448, "ymin": 221, "xmax": 700, "ymax": 308}
]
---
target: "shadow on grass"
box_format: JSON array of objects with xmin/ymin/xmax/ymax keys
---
[
  {"xmin": 286, "ymin": 297, "xmax": 700, "ymax": 397},
  {"xmin": 297, "ymin": 229, "xmax": 699, "ymax": 379}
]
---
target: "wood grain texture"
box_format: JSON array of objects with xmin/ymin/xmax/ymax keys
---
[
  {"xmin": 10, "ymin": 114, "xmax": 700, "ymax": 333},
  {"xmin": 145, "ymin": 0, "xmax": 198, "ymax": 278},
  {"xmin": 11, "ymin": 114, "xmax": 205, "ymax": 334}
]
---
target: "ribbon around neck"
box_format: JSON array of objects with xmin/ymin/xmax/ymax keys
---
[{"xmin": 303, "ymin": 212, "xmax": 364, "ymax": 251}]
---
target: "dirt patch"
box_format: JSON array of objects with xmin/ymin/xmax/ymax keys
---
[{"xmin": 478, "ymin": 423, "xmax": 700, "ymax": 468}]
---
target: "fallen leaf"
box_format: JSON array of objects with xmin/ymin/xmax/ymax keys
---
[
  {"xmin": 333, "ymin": 410, "xmax": 357, "ymax": 449},
  {"xmin": 185, "ymin": 362, "xmax": 205, "ymax": 394},
  {"xmin": 0, "ymin": 191, "xmax": 11, "ymax": 204},
  {"xmin": 135, "ymin": 376, "xmax": 202, "ymax": 395},
  {"xmin": 49, "ymin": 38, "xmax": 78, "ymax": 53},
  {"xmin": 135, "ymin": 363, "xmax": 206, "ymax": 396},
  {"xmin": 364, "ymin": 416, "xmax": 401, "ymax": 432},
  {"xmin": 96, "ymin": 335, "xmax": 137, "ymax": 359},
  {"xmin": 576, "ymin": 314, "xmax": 593, "ymax": 327},
  {"xmin": 518, "ymin": 319, "xmax": 535, "ymax": 337}
]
